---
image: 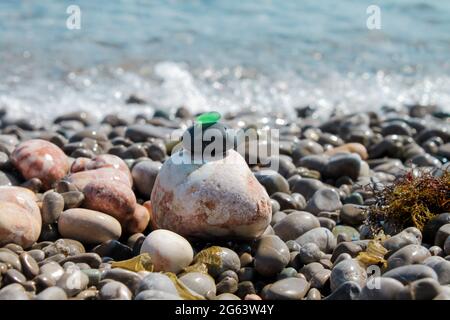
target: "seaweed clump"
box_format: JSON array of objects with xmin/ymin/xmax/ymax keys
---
[{"xmin": 366, "ymin": 169, "xmax": 450, "ymax": 234}]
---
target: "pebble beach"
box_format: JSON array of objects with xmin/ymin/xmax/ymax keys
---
[
  {"xmin": 0, "ymin": 104, "xmax": 449, "ymax": 300},
  {"xmin": 1, "ymin": 0, "xmax": 450, "ymax": 302}
]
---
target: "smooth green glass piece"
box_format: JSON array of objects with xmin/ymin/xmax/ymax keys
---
[{"xmin": 196, "ymin": 111, "xmax": 221, "ymax": 124}]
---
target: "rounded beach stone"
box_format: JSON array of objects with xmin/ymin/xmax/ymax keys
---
[
  {"xmin": 124, "ymin": 204, "xmax": 150, "ymax": 234},
  {"xmin": 99, "ymin": 281, "xmax": 132, "ymax": 300},
  {"xmin": 36, "ymin": 287, "xmax": 68, "ymax": 300},
  {"xmin": 383, "ymin": 227, "xmax": 422, "ymax": 252},
  {"xmin": 262, "ymin": 277, "xmax": 310, "ymax": 300},
  {"xmin": 151, "ymin": 149, "xmax": 271, "ymax": 240},
  {"xmin": 0, "ymin": 283, "xmax": 30, "ymax": 300},
  {"xmin": 340, "ymin": 204, "xmax": 367, "ymax": 226},
  {"xmin": 325, "ymin": 143, "xmax": 368, "ymax": 160},
  {"xmin": 254, "ymin": 169, "xmax": 290, "ymax": 196},
  {"xmin": 0, "ymin": 201, "xmax": 41, "ymax": 248},
  {"xmin": 58, "ymin": 208, "xmax": 122, "ymax": 244},
  {"xmin": 396, "ymin": 278, "xmax": 442, "ymax": 300},
  {"xmin": 82, "ymin": 179, "xmax": 137, "ymax": 225},
  {"xmin": 19, "ymin": 252, "xmax": 39, "ymax": 279},
  {"xmin": 298, "ymin": 243, "xmax": 324, "ymax": 264},
  {"xmin": 435, "ymin": 224, "xmax": 450, "ymax": 248},
  {"xmin": 179, "ymin": 272, "xmax": 216, "ymax": 297},
  {"xmin": 387, "ymin": 244, "xmax": 430, "ymax": 270},
  {"xmin": 273, "ymin": 211, "xmax": 320, "ymax": 241},
  {"xmin": 11, "ymin": 139, "xmax": 69, "ymax": 189},
  {"xmin": 296, "ymin": 227, "xmax": 337, "ymax": 254},
  {"xmin": 131, "ymin": 160, "xmax": 161, "ymax": 198},
  {"xmin": 0, "ymin": 186, "xmax": 42, "ymax": 246},
  {"xmin": 305, "ymin": 188, "xmax": 342, "ymax": 215},
  {"xmin": 67, "ymin": 167, "xmax": 132, "ymax": 190},
  {"xmin": 137, "ymin": 272, "xmax": 179, "ymax": 295},
  {"xmin": 140, "ymin": 229, "xmax": 193, "ymax": 273},
  {"xmin": 326, "ymin": 153, "xmax": 361, "ymax": 180},
  {"xmin": 254, "ymin": 235, "xmax": 290, "ymax": 277},
  {"xmin": 382, "ymin": 265, "xmax": 438, "ymax": 285},
  {"xmin": 358, "ymin": 277, "xmax": 404, "ymax": 300},
  {"xmin": 72, "ymin": 154, "xmax": 133, "ymax": 186},
  {"xmin": 330, "ymin": 259, "xmax": 367, "ymax": 291},
  {"xmin": 41, "ymin": 191, "xmax": 64, "ymax": 224}
]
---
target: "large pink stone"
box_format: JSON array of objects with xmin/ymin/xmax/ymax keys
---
[
  {"xmin": 151, "ymin": 149, "xmax": 272, "ymax": 240},
  {"xmin": 82, "ymin": 180, "xmax": 137, "ymax": 226},
  {"xmin": 11, "ymin": 139, "xmax": 69, "ymax": 189},
  {"xmin": 67, "ymin": 167, "xmax": 132, "ymax": 190},
  {"xmin": 70, "ymin": 154, "xmax": 132, "ymax": 186},
  {"xmin": 0, "ymin": 186, "xmax": 42, "ymax": 248}
]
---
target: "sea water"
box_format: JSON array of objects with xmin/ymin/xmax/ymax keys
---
[{"xmin": 0, "ymin": 0, "xmax": 449, "ymax": 122}]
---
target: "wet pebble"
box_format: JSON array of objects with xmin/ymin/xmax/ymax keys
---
[
  {"xmin": 305, "ymin": 188, "xmax": 342, "ymax": 215},
  {"xmin": 273, "ymin": 211, "xmax": 320, "ymax": 241},
  {"xmin": 254, "ymin": 235, "xmax": 290, "ymax": 277},
  {"xmin": 99, "ymin": 280, "xmax": 132, "ymax": 300}
]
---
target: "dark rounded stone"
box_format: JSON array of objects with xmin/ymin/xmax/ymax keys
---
[
  {"xmin": 3, "ymin": 269, "xmax": 26, "ymax": 285},
  {"xmin": 61, "ymin": 191, "xmax": 85, "ymax": 209},
  {"xmin": 42, "ymin": 191, "xmax": 64, "ymax": 224},
  {"xmin": 93, "ymin": 240, "xmax": 133, "ymax": 261},
  {"xmin": 254, "ymin": 170, "xmax": 289, "ymax": 196},
  {"xmin": 323, "ymin": 281, "xmax": 361, "ymax": 300},
  {"xmin": 423, "ymin": 213, "xmax": 450, "ymax": 244},
  {"xmin": 60, "ymin": 253, "xmax": 102, "ymax": 269},
  {"xmin": 19, "ymin": 252, "xmax": 39, "ymax": 279}
]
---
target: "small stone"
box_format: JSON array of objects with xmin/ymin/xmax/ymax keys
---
[
  {"xmin": 383, "ymin": 227, "xmax": 422, "ymax": 252},
  {"xmin": 254, "ymin": 235, "xmax": 290, "ymax": 277},
  {"xmin": 27, "ymin": 249, "xmax": 45, "ymax": 262},
  {"xmin": 382, "ymin": 265, "xmax": 438, "ymax": 285},
  {"xmin": 435, "ymin": 224, "xmax": 450, "ymax": 248},
  {"xmin": 423, "ymin": 213, "xmax": 450, "ymax": 244},
  {"xmin": 387, "ymin": 244, "xmax": 430, "ymax": 270},
  {"xmin": 3, "ymin": 269, "xmax": 26, "ymax": 285},
  {"xmin": 41, "ymin": 191, "xmax": 64, "ymax": 224},
  {"xmin": 140, "ymin": 229, "xmax": 193, "ymax": 274},
  {"xmin": 290, "ymin": 178, "xmax": 324, "ymax": 201},
  {"xmin": 40, "ymin": 261, "xmax": 65, "ymax": 282},
  {"xmin": 19, "ymin": 252, "xmax": 39, "ymax": 279},
  {"xmin": 131, "ymin": 160, "xmax": 161, "ymax": 198},
  {"xmin": 254, "ymin": 170, "xmax": 290, "ymax": 196},
  {"xmin": 326, "ymin": 153, "xmax": 361, "ymax": 180},
  {"xmin": 34, "ymin": 274, "xmax": 56, "ymax": 292},
  {"xmin": 318, "ymin": 217, "xmax": 336, "ymax": 230},
  {"xmin": 0, "ymin": 283, "xmax": 30, "ymax": 300},
  {"xmin": 61, "ymin": 191, "xmax": 84, "ymax": 209},
  {"xmin": 396, "ymin": 278, "xmax": 442, "ymax": 300},
  {"xmin": 103, "ymin": 268, "xmax": 142, "ymax": 294},
  {"xmin": 332, "ymin": 226, "xmax": 360, "ymax": 241},
  {"xmin": 135, "ymin": 290, "xmax": 181, "ymax": 300},
  {"xmin": 179, "ymin": 272, "xmax": 216, "ymax": 297},
  {"xmin": 56, "ymin": 270, "xmax": 89, "ymax": 297},
  {"xmin": 273, "ymin": 211, "xmax": 320, "ymax": 241},
  {"xmin": 35, "ymin": 287, "xmax": 68, "ymax": 300},
  {"xmin": 299, "ymin": 243, "xmax": 324, "ymax": 264},
  {"xmin": 99, "ymin": 281, "xmax": 132, "ymax": 300},
  {"xmin": 324, "ymin": 281, "xmax": 361, "ymax": 300},
  {"xmin": 305, "ymin": 188, "xmax": 342, "ymax": 215},
  {"xmin": 60, "ymin": 253, "xmax": 102, "ymax": 269},
  {"xmin": 58, "ymin": 208, "xmax": 122, "ymax": 244},
  {"xmin": 359, "ymin": 277, "xmax": 404, "ymax": 300},
  {"xmin": 262, "ymin": 277, "xmax": 310, "ymax": 300},
  {"xmin": 137, "ymin": 272, "xmax": 178, "ymax": 296},
  {"xmin": 296, "ymin": 227, "xmax": 337, "ymax": 254},
  {"xmin": 331, "ymin": 242, "xmax": 363, "ymax": 262},
  {"xmin": 306, "ymin": 288, "xmax": 322, "ymax": 300},
  {"xmin": 340, "ymin": 204, "xmax": 368, "ymax": 226},
  {"xmin": 93, "ymin": 240, "xmax": 133, "ymax": 261},
  {"xmin": 330, "ymin": 258, "xmax": 367, "ymax": 292},
  {"xmin": 0, "ymin": 250, "xmax": 22, "ymax": 270},
  {"xmin": 11, "ymin": 139, "xmax": 69, "ymax": 189}
]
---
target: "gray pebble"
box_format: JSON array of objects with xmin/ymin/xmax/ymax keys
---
[
  {"xmin": 99, "ymin": 280, "xmax": 132, "ymax": 300},
  {"xmin": 254, "ymin": 235, "xmax": 290, "ymax": 277},
  {"xmin": 35, "ymin": 287, "xmax": 68, "ymax": 300},
  {"xmin": 305, "ymin": 188, "xmax": 342, "ymax": 215},
  {"xmin": 42, "ymin": 191, "xmax": 64, "ymax": 224},
  {"xmin": 273, "ymin": 211, "xmax": 320, "ymax": 241},
  {"xmin": 296, "ymin": 227, "xmax": 337, "ymax": 254}
]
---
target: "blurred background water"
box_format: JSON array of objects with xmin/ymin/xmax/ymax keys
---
[{"xmin": 0, "ymin": 0, "xmax": 449, "ymax": 121}]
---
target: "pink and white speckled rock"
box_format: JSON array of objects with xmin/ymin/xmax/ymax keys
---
[
  {"xmin": 67, "ymin": 167, "xmax": 132, "ymax": 190},
  {"xmin": 70, "ymin": 154, "xmax": 132, "ymax": 186},
  {"xmin": 0, "ymin": 186, "xmax": 42, "ymax": 248},
  {"xmin": 11, "ymin": 139, "xmax": 69, "ymax": 189},
  {"xmin": 151, "ymin": 149, "xmax": 271, "ymax": 240}
]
